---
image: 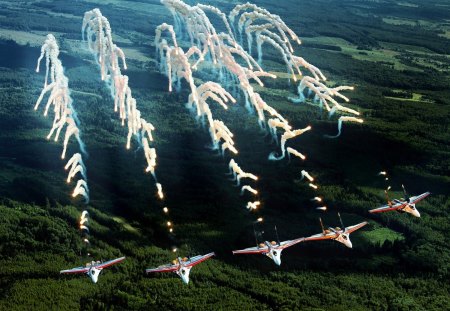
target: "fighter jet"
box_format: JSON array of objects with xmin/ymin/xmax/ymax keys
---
[
  {"xmin": 303, "ymin": 214, "xmax": 367, "ymax": 248},
  {"xmin": 146, "ymin": 252, "xmax": 215, "ymax": 284},
  {"xmin": 369, "ymin": 185, "xmax": 430, "ymax": 217},
  {"xmin": 232, "ymin": 226, "xmax": 304, "ymax": 266},
  {"xmin": 60, "ymin": 256, "xmax": 125, "ymax": 283}
]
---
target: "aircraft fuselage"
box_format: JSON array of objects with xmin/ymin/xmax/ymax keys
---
[
  {"xmin": 263, "ymin": 241, "xmax": 283, "ymax": 266},
  {"xmin": 398, "ymin": 203, "xmax": 420, "ymax": 217},
  {"xmin": 333, "ymin": 232, "xmax": 352, "ymax": 248},
  {"xmin": 175, "ymin": 258, "xmax": 192, "ymax": 284},
  {"xmin": 88, "ymin": 267, "xmax": 102, "ymax": 283}
]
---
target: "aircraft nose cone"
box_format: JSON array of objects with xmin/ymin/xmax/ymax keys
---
[
  {"xmin": 89, "ymin": 269, "xmax": 99, "ymax": 283},
  {"xmin": 182, "ymin": 276, "xmax": 189, "ymax": 285},
  {"xmin": 346, "ymin": 241, "xmax": 353, "ymax": 248},
  {"xmin": 413, "ymin": 209, "xmax": 421, "ymax": 217}
]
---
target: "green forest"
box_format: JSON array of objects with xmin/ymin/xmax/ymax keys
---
[{"xmin": 0, "ymin": 0, "xmax": 449, "ymax": 310}]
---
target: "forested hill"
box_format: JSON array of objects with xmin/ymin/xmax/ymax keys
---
[{"xmin": 0, "ymin": 0, "xmax": 449, "ymax": 309}]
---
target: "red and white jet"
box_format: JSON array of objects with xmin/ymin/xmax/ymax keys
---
[
  {"xmin": 146, "ymin": 252, "xmax": 215, "ymax": 284},
  {"xmin": 232, "ymin": 233, "xmax": 304, "ymax": 266},
  {"xmin": 369, "ymin": 185, "xmax": 430, "ymax": 217},
  {"xmin": 60, "ymin": 256, "xmax": 125, "ymax": 283},
  {"xmin": 304, "ymin": 215, "xmax": 367, "ymax": 248}
]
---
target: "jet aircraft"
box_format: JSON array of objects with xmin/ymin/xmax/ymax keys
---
[
  {"xmin": 146, "ymin": 252, "xmax": 215, "ymax": 284},
  {"xmin": 60, "ymin": 256, "xmax": 126, "ymax": 283},
  {"xmin": 232, "ymin": 226, "xmax": 304, "ymax": 266},
  {"xmin": 303, "ymin": 214, "xmax": 367, "ymax": 248},
  {"xmin": 369, "ymin": 185, "xmax": 430, "ymax": 217}
]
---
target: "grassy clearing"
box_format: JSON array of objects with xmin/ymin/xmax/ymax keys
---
[
  {"xmin": 84, "ymin": 0, "xmax": 170, "ymax": 16},
  {"xmin": 0, "ymin": 29, "xmax": 56, "ymax": 47},
  {"xmin": 362, "ymin": 227, "xmax": 404, "ymax": 246},
  {"xmin": 302, "ymin": 36, "xmax": 419, "ymax": 71},
  {"xmin": 396, "ymin": 2, "xmax": 419, "ymax": 8},
  {"xmin": 384, "ymin": 92, "xmax": 433, "ymax": 103},
  {"xmin": 382, "ymin": 17, "xmax": 418, "ymax": 26},
  {"xmin": 112, "ymin": 216, "xmax": 140, "ymax": 234}
]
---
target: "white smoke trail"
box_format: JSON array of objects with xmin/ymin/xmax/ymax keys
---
[
  {"xmin": 82, "ymin": 9, "xmax": 162, "ymax": 199},
  {"xmin": 269, "ymin": 126, "xmax": 311, "ymax": 161},
  {"xmin": 159, "ymin": 1, "xmax": 301, "ymax": 155},
  {"xmin": 35, "ymin": 34, "xmax": 89, "ymax": 203},
  {"xmin": 156, "ymin": 183, "xmax": 164, "ymax": 200},
  {"xmin": 309, "ymin": 183, "xmax": 318, "ymax": 190},
  {"xmin": 286, "ymin": 147, "xmax": 306, "ymax": 161},
  {"xmin": 300, "ymin": 170, "xmax": 314, "ymax": 182},
  {"xmin": 80, "ymin": 210, "xmax": 89, "ymax": 225},
  {"xmin": 228, "ymin": 3, "xmax": 363, "ymax": 140},
  {"xmin": 158, "ymin": 1, "xmax": 365, "ymax": 227},
  {"xmin": 236, "ymin": 171, "xmax": 258, "ymax": 186},
  {"xmin": 246, "ymin": 201, "xmax": 261, "ymax": 210},
  {"xmin": 79, "ymin": 224, "xmax": 90, "ymax": 233},
  {"xmin": 325, "ymin": 116, "xmax": 363, "ymax": 138},
  {"xmin": 241, "ymin": 185, "xmax": 258, "ymax": 195}
]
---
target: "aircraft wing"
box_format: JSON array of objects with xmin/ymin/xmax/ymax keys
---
[
  {"xmin": 60, "ymin": 266, "xmax": 90, "ymax": 274},
  {"xmin": 146, "ymin": 263, "xmax": 179, "ymax": 274},
  {"xmin": 232, "ymin": 245, "xmax": 269, "ymax": 255},
  {"xmin": 185, "ymin": 252, "xmax": 215, "ymax": 268},
  {"xmin": 369, "ymin": 201, "xmax": 405, "ymax": 214},
  {"xmin": 345, "ymin": 221, "xmax": 368, "ymax": 234},
  {"xmin": 96, "ymin": 256, "xmax": 126, "ymax": 270},
  {"xmin": 278, "ymin": 238, "xmax": 305, "ymax": 249},
  {"xmin": 409, "ymin": 192, "xmax": 430, "ymax": 205},
  {"xmin": 303, "ymin": 232, "xmax": 335, "ymax": 242}
]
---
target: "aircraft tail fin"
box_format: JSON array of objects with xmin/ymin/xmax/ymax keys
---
[
  {"xmin": 319, "ymin": 218, "xmax": 325, "ymax": 234},
  {"xmin": 275, "ymin": 225, "xmax": 280, "ymax": 246},
  {"xmin": 338, "ymin": 212, "xmax": 345, "ymax": 229},
  {"xmin": 385, "ymin": 189, "xmax": 391, "ymax": 206},
  {"xmin": 402, "ymin": 184, "xmax": 410, "ymax": 202}
]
